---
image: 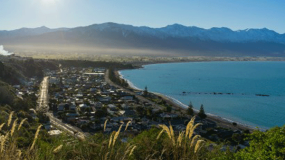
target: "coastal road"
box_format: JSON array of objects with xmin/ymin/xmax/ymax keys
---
[
  {"xmin": 37, "ymin": 76, "xmax": 88, "ymax": 139},
  {"xmin": 105, "ymin": 70, "xmax": 163, "ymax": 110}
]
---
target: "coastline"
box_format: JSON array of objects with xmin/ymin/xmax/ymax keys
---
[
  {"xmin": 129, "ymin": 57, "xmax": 285, "ymax": 69},
  {"xmin": 118, "ymin": 69, "xmax": 256, "ymax": 131}
]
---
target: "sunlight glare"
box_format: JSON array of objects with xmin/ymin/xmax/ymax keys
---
[{"xmin": 42, "ymin": 0, "xmax": 57, "ymax": 5}]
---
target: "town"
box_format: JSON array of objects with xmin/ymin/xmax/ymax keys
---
[{"xmin": 11, "ymin": 65, "xmax": 246, "ymax": 150}]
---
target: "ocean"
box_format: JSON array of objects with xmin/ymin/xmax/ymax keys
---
[{"xmin": 119, "ymin": 61, "xmax": 285, "ymax": 129}]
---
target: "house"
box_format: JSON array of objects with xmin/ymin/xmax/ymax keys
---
[
  {"xmin": 107, "ymin": 104, "xmax": 116, "ymax": 109},
  {"xmin": 107, "ymin": 109, "xmax": 115, "ymax": 115},
  {"xmin": 118, "ymin": 110, "xmax": 126, "ymax": 116},
  {"xmin": 69, "ymin": 102, "xmax": 77, "ymax": 110},
  {"xmin": 57, "ymin": 103, "xmax": 66, "ymax": 111},
  {"xmin": 65, "ymin": 113, "xmax": 79, "ymax": 122},
  {"xmin": 124, "ymin": 109, "xmax": 136, "ymax": 117},
  {"xmin": 49, "ymin": 77, "xmax": 59, "ymax": 84},
  {"xmin": 76, "ymin": 93, "xmax": 83, "ymax": 98},
  {"xmin": 94, "ymin": 102, "xmax": 103, "ymax": 109},
  {"xmin": 79, "ymin": 104, "xmax": 89, "ymax": 111},
  {"xmin": 121, "ymin": 104, "xmax": 129, "ymax": 109},
  {"xmin": 13, "ymin": 85, "xmax": 21, "ymax": 89},
  {"xmin": 48, "ymin": 130, "xmax": 62, "ymax": 136},
  {"xmin": 90, "ymin": 88, "xmax": 97, "ymax": 92},
  {"xmin": 120, "ymin": 96, "xmax": 134, "ymax": 101},
  {"xmin": 159, "ymin": 113, "xmax": 178, "ymax": 119},
  {"xmin": 99, "ymin": 96, "xmax": 112, "ymax": 103}
]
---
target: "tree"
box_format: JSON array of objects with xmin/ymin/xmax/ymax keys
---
[
  {"xmin": 235, "ymin": 126, "xmax": 285, "ymax": 159},
  {"xmin": 198, "ymin": 104, "xmax": 207, "ymax": 119},
  {"xmin": 143, "ymin": 86, "xmax": 148, "ymax": 96},
  {"xmin": 187, "ymin": 101, "xmax": 194, "ymax": 116},
  {"xmin": 166, "ymin": 105, "xmax": 172, "ymax": 112}
]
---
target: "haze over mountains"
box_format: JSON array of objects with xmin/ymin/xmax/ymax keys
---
[{"xmin": 0, "ymin": 22, "xmax": 285, "ymax": 57}]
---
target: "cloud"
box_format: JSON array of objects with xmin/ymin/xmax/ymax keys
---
[{"xmin": 0, "ymin": 45, "xmax": 13, "ymax": 56}]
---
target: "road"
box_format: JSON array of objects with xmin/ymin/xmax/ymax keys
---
[
  {"xmin": 37, "ymin": 76, "xmax": 87, "ymax": 140},
  {"xmin": 105, "ymin": 70, "xmax": 163, "ymax": 110},
  {"xmin": 37, "ymin": 77, "xmax": 49, "ymax": 112}
]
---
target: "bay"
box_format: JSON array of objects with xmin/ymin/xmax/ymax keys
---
[{"xmin": 120, "ymin": 61, "xmax": 285, "ymax": 129}]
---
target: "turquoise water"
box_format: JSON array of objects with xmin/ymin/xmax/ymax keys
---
[{"xmin": 120, "ymin": 61, "xmax": 285, "ymax": 129}]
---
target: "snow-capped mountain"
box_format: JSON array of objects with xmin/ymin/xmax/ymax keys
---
[
  {"xmin": 0, "ymin": 22, "xmax": 285, "ymax": 56},
  {"xmin": 68, "ymin": 22, "xmax": 285, "ymax": 44}
]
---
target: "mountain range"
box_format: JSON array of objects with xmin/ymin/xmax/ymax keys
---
[{"xmin": 0, "ymin": 22, "xmax": 285, "ymax": 57}]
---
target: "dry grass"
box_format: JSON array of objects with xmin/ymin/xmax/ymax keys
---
[
  {"xmin": 53, "ymin": 145, "xmax": 63, "ymax": 154},
  {"xmin": 30, "ymin": 124, "xmax": 42, "ymax": 151},
  {"xmin": 104, "ymin": 119, "xmax": 108, "ymax": 132},
  {"xmin": 125, "ymin": 121, "xmax": 131, "ymax": 131},
  {"xmin": 0, "ymin": 111, "xmax": 207, "ymax": 160},
  {"xmin": 17, "ymin": 118, "xmax": 27, "ymax": 131},
  {"xmin": 7, "ymin": 111, "xmax": 14, "ymax": 127},
  {"xmin": 0, "ymin": 112, "xmax": 43, "ymax": 160},
  {"xmin": 0, "ymin": 123, "xmax": 5, "ymax": 131},
  {"xmin": 156, "ymin": 116, "xmax": 205, "ymax": 160},
  {"xmin": 10, "ymin": 118, "xmax": 18, "ymax": 137}
]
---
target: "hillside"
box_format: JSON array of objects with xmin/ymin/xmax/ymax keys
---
[
  {"xmin": 1, "ymin": 23, "xmax": 285, "ymax": 57},
  {"xmin": 0, "ymin": 59, "xmax": 57, "ymax": 85}
]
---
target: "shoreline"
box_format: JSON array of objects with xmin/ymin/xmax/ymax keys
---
[
  {"xmin": 118, "ymin": 69, "xmax": 257, "ymax": 131},
  {"xmin": 130, "ymin": 57, "xmax": 285, "ymax": 69}
]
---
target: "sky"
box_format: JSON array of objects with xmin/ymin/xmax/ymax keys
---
[{"xmin": 0, "ymin": 0, "xmax": 284, "ymax": 33}]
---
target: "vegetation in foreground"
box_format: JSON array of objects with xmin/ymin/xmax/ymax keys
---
[
  {"xmin": 1, "ymin": 109, "xmax": 285, "ymax": 160},
  {"xmin": 0, "ymin": 113, "xmax": 207, "ymax": 160}
]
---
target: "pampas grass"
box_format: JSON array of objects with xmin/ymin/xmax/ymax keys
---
[
  {"xmin": 10, "ymin": 118, "xmax": 18, "ymax": 136},
  {"xmin": 194, "ymin": 140, "xmax": 205, "ymax": 153},
  {"xmin": 30, "ymin": 124, "xmax": 42, "ymax": 151},
  {"xmin": 156, "ymin": 116, "xmax": 205, "ymax": 159},
  {"xmin": 1, "ymin": 132, "xmax": 9, "ymax": 153},
  {"xmin": 53, "ymin": 144, "xmax": 63, "ymax": 154},
  {"xmin": 0, "ymin": 110, "xmax": 208, "ymax": 160},
  {"xmin": 190, "ymin": 135, "xmax": 201, "ymax": 148},
  {"xmin": 108, "ymin": 131, "xmax": 115, "ymax": 149},
  {"xmin": 129, "ymin": 146, "xmax": 136, "ymax": 156},
  {"xmin": 104, "ymin": 119, "xmax": 108, "ymax": 132},
  {"xmin": 17, "ymin": 149, "xmax": 22, "ymax": 158},
  {"xmin": 18, "ymin": 118, "xmax": 27, "ymax": 131},
  {"xmin": 0, "ymin": 123, "xmax": 5, "ymax": 131},
  {"xmin": 77, "ymin": 133, "xmax": 86, "ymax": 142},
  {"xmin": 112, "ymin": 123, "xmax": 123, "ymax": 147},
  {"xmin": 7, "ymin": 111, "xmax": 14, "ymax": 127},
  {"xmin": 125, "ymin": 121, "xmax": 131, "ymax": 131}
]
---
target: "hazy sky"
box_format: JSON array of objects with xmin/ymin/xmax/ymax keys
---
[{"xmin": 0, "ymin": 0, "xmax": 284, "ymax": 33}]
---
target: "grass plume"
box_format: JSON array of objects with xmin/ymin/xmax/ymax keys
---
[
  {"xmin": 1, "ymin": 132, "xmax": 9, "ymax": 153},
  {"xmin": 104, "ymin": 119, "xmax": 108, "ymax": 132},
  {"xmin": 157, "ymin": 116, "xmax": 205, "ymax": 159},
  {"xmin": 129, "ymin": 145, "xmax": 136, "ymax": 156},
  {"xmin": 112, "ymin": 123, "xmax": 123, "ymax": 147},
  {"xmin": 7, "ymin": 111, "xmax": 14, "ymax": 127},
  {"xmin": 125, "ymin": 121, "xmax": 131, "ymax": 131},
  {"xmin": 53, "ymin": 144, "xmax": 63, "ymax": 154},
  {"xmin": 10, "ymin": 118, "xmax": 18, "ymax": 137},
  {"xmin": 30, "ymin": 124, "xmax": 42, "ymax": 151},
  {"xmin": 0, "ymin": 123, "xmax": 5, "ymax": 131},
  {"xmin": 18, "ymin": 118, "xmax": 27, "ymax": 131},
  {"xmin": 194, "ymin": 140, "xmax": 205, "ymax": 153}
]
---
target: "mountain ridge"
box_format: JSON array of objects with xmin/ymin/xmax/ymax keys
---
[
  {"xmin": 0, "ymin": 22, "xmax": 285, "ymax": 57},
  {"xmin": 1, "ymin": 22, "xmax": 284, "ymax": 43}
]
